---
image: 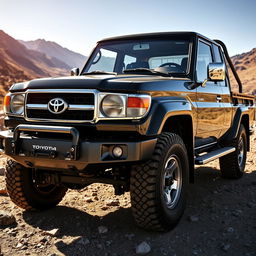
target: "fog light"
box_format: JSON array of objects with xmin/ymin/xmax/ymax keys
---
[{"xmin": 112, "ymin": 146, "xmax": 123, "ymax": 158}]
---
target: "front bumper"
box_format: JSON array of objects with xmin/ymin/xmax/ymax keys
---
[{"xmin": 0, "ymin": 125, "xmax": 157, "ymax": 170}]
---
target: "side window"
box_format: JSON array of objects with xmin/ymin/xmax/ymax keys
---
[
  {"xmin": 196, "ymin": 41, "xmax": 213, "ymax": 82},
  {"xmin": 213, "ymin": 44, "xmax": 226, "ymax": 86},
  {"xmin": 213, "ymin": 45, "xmax": 222, "ymax": 62}
]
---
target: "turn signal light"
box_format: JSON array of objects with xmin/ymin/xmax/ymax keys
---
[
  {"xmin": 3, "ymin": 94, "xmax": 11, "ymax": 113},
  {"xmin": 127, "ymin": 96, "xmax": 151, "ymax": 117},
  {"xmin": 127, "ymin": 97, "xmax": 150, "ymax": 109}
]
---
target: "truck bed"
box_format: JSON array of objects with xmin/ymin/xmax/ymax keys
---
[{"xmin": 231, "ymin": 92, "xmax": 255, "ymax": 106}]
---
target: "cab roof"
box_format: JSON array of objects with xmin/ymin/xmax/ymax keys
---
[{"xmin": 98, "ymin": 31, "xmax": 218, "ymax": 45}]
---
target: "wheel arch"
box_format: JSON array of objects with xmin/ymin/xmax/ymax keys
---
[
  {"xmin": 226, "ymin": 107, "xmax": 250, "ymax": 151},
  {"xmin": 161, "ymin": 115, "xmax": 194, "ymax": 183},
  {"xmin": 240, "ymin": 114, "xmax": 250, "ymax": 151}
]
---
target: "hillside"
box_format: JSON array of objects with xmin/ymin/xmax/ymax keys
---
[
  {"xmin": 231, "ymin": 48, "xmax": 256, "ymax": 95},
  {"xmin": 19, "ymin": 39, "xmax": 87, "ymax": 69},
  {"xmin": 0, "ymin": 30, "xmax": 90, "ymax": 101},
  {"xmin": 0, "ymin": 30, "xmax": 71, "ymax": 97}
]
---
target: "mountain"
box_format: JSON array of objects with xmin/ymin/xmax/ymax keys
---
[
  {"xmin": 0, "ymin": 30, "xmax": 84, "ymax": 98},
  {"xmin": 19, "ymin": 39, "xmax": 86, "ymax": 69},
  {"xmin": 231, "ymin": 48, "xmax": 256, "ymax": 95}
]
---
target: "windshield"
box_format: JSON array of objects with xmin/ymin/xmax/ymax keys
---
[{"xmin": 83, "ymin": 38, "xmax": 191, "ymax": 76}]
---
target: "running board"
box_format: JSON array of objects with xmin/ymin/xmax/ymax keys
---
[{"xmin": 195, "ymin": 147, "xmax": 236, "ymax": 165}]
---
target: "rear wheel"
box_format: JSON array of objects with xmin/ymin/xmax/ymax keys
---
[
  {"xmin": 5, "ymin": 160, "xmax": 67, "ymax": 210},
  {"xmin": 219, "ymin": 124, "xmax": 247, "ymax": 179},
  {"xmin": 130, "ymin": 133, "xmax": 189, "ymax": 231}
]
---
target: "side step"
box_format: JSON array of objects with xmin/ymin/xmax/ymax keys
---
[{"xmin": 195, "ymin": 147, "xmax": 235, "ymax": 165}]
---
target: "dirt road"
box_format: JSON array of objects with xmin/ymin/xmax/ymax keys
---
[{"xmin": 0, "ymin": 133, "xmax": 255, "ymax": 256}]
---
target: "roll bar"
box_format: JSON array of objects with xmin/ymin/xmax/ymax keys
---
[{"xmin": 214, "ymin": 39, "xmax": 243, "ymax": 93}]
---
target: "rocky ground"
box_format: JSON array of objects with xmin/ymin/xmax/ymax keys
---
[{"xmin": 0, "ymin": 133, "xmax": 255, "ymax": 256}]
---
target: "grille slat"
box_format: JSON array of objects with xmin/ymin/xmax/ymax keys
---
[
  {"xmin": 25, "ymin": 92, "xmax": 95, "ymax": 122},
  {"xmin": 26, "ymin": 109, "xmax": 94, "ymax": 121}
]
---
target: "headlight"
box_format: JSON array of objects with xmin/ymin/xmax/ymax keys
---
[
  {"xmin": 101, "ymin": 94, "xmax": 126, "ymax": 117},
  {"xmin": 10, "ymin": 94, "xmax": 25, "ymax": 115},
  {"xmin": 99, "ymin": 93, "xmax": 151, "ymax": 119}
]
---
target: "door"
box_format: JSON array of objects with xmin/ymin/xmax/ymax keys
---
[
  {"xmin": 212, "ymin": 44, "xmax": 233, "ymax": 135},
  {"xmin": 195, "ymin": 40, "xmax": 225, "ymax": 145}
]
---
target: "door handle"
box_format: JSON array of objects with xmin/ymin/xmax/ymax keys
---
[{"xmin": 216, "ymin": 96, "xmax": 222, "ymax": 102}]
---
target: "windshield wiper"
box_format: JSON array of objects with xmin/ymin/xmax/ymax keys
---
[
  {"xmin": 123, "ymin": 68, "xmax": 171, "ymax": 77},
  {"xmin": 82, "ymin": 70, "xmax": 117, "ymax": 75}
]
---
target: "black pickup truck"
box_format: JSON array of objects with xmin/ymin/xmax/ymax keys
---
[{"xmin": 1, "ymin": 32, "xmax": 255, "ymax": 231}]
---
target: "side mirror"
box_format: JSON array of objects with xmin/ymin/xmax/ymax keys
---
[
  {"xmin": 71, "ymin": 68, "xmax": 79, "ymax": 76},
  {"xmin": 208, "ymin": 63, "xmax": 226, "ymax": 81},
  {"xmin": 201, "ymin": 63, "xmax": 226, "ymax": 87}
]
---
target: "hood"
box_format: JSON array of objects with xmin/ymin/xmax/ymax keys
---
[{"xmin": 10, "ymin": 74, "xmax": 190, "ymax": 93}]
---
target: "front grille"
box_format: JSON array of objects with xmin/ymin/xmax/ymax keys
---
[
  {"xmin": 27, "ymin": 93, "xmax": 94, "ymax": 105},
  {"xmin": 25, "ymin": 91, "xmax": 95, "ymax": 122}
]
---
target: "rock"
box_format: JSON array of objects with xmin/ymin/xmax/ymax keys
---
[
  {"xmin": 232, "ymin": 210, "xmax": 242, "ymax": 217},
  {"xmin": 5, "ymin": 227, "xmax": 18, "ymax": 236},
  {"xmin": 0, "ymin": 168, "xmax": 4, "ymax": 176},
  {"xmin": 192, "ymin": 250, "xmax": 199, "ymax": 255},
  {"xmin": 0, "ymin": 211, "xmax": 16, "ymax": 226},
  {"xmin": 40, "ymin": 236, "xmax": 50, "ymax": 243},
  {"xmin": 85, "ymin": 197, "xmax": 93, "ymax": 203},
  {"xmin": 16, "ymin": 242, "xmax": 23, "ymax": 248},
  {"xmin": 188, "ymin": 215, "xmax": 199, "ymax": 222},
  {"xmin": 125, "ymin": 233, "xmax": 135, "ymax": 240},
  {"xmin": 0, "ymin": 188, "xmax": 7, "ymax": 195},
  {"xmin": 77, "ymin": 237, "xmax": 90, "ymax": 246},
  {"xmin": 101, "ymin": 206, "xmax": 109, "ymax": 211},
  {"xmin": 106, "ymin": 199, "xmax": 120, "ymax": 207},
  {"xmin": 96, "ymin": 244, "xmax": 103, "ymax": 249},
  {"xmin": 98, "ymin": 226, "xmax": 108, "ymax": 234},
  {"xmin": 44, "ymin": 228, "xmax": 59, "ymax": 237},
  {"xmin": 227, "ymin": 227, "xmax": 234, "ymax": 233},
  {"xmin": 35, "ymin": 243, "xmax": 45, "ymax": 249},
  {"xmin": 106, "ymin": 240, "xmax": 112, "ymax": 246},
  {"xmin": 136, "ymin": 241, "xmax": 151, "ymax": 255},
  {"xmin": 247, "ymin": 202, "xmax": 255, "ymax": 208},
  {"xmin": 221, "ymin": 244, "xmax": 231, "ymax": 252}
]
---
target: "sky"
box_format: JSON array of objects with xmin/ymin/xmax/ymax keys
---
[{"xmin": 0, "ymin": 0, "xmax": 256, "ymax": 57}]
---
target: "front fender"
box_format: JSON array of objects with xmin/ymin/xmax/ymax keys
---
[{"xmin": 139, "ymin": 97, "xmax": 194, "ymax": 135}]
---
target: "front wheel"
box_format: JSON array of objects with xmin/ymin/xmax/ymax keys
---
[
  {"xmin": 130, "ymin": 133, "xmax": 189, "ymax": 231},
  {"xmin": 5, "ymin": 160, "xmax": 67, "ymax": 210}
]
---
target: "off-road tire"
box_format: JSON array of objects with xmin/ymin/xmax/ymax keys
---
[
  {"xmin": 5, "ymin": 160, "xmax": 67, "ymax": 210},
  {"xmin": 219, "ymin": 124, "xmax": 247, "ymax": 179},
  {"xmin": 130, "ymin": 133, "xmax": 189, "ymax": 231}
]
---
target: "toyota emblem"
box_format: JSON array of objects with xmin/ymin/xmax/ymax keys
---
[{"xmin": 48, "ymin": 98, "xmax": 68, "ymax": 114}]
